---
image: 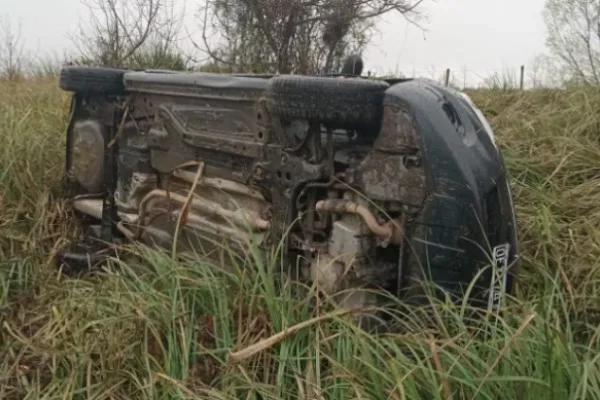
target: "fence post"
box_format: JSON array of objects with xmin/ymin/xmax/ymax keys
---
[
  {"xmin": 445, "ymin": 68, "xmax": 450, "ymax": 87},
  {"xmin": 520, "ymin": 65, "xmax": 525, "ymax": 90}
]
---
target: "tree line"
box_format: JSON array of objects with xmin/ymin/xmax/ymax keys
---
[
  {"xmin": 1, "ymin": 0, "xmax": 600, "ymax": 86},
  {"xmin": 0, "ymin": 0, "xmax": 425, "ymax": 77}
]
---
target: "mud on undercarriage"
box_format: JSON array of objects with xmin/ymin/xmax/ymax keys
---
[{"xmin": 56, "ymin": 58, "xmax": 520, "ymax": 320}]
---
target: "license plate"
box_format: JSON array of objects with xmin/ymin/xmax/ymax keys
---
[{"xmin": 488, "ymin": 243, "xmax": 510, "ymax": 312}]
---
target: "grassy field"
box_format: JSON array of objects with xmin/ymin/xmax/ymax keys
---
[{"xmin": 1, "ymin": 78, "xmax": 600, "ymax": 399}]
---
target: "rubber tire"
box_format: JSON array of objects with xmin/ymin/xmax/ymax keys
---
[
  {"xmin": 266, "ymin": 75, "xmax": 389, "ymax": 127},
  {"xmin": 59, "ymin": 66, "xmax": 127, "ymax": 95},
  {"xmin": 55, "ymin": 240, "xmax": 112, "ymax": 277}
]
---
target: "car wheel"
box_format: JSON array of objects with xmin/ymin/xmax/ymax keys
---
[
  {"xmin": 59, "ymin": 66, "xmax": 127, "ymax": 95},
  {"xmin": 265, "ymin": 75, "xmax": 389, "ymax": 127}
]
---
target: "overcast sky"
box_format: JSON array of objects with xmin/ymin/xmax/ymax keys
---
[{"xmin": 6, "ymin": 0, "xmax": 548, "ymax": 86}]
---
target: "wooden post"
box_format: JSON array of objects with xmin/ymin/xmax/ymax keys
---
[
  {"xmin": 520, "ymin": 65, "xmax": 525, "ymax": 90},
  {"xmin": 445, "ymin": 68, "xmax": 450, "ymax": 87}
]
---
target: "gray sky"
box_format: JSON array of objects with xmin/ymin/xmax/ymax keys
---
[{"xmin": 7, "ymin": 0, "xmax": 548, "ymax": 85}]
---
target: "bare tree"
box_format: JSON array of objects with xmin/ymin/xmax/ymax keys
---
[
  {"xmin": 529, "ymin": 55, "xmax": 546, "ymax": 88},
  {"xmin": 71, "ymin": 0, "xmax": 187, "ymax": 68},
  {"xmin": 543, "ymin": 0, "xmax": 600, "ymax": 85},
  {"xmin": 0, "ymin": 15, "xmax": 26, "ymax": 80},
  {"xmin": 195, "ymin": 0, "xmax": 427, "ymax": 74},
  {"xmin": 527, "ymin": 54, "xmax": 563, "ymax": 88}
]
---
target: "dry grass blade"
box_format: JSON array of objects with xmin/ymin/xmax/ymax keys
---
[
  {"xmin": 106, "ymin": 103, "xmax": 130, "ymax": 148},
  {"xmin": 228, "ymin": 307, "xmax": 376, "ymax": 363},
  {"xmin": 429, "ymin": 334, "xmax": 452, "ymax": 399},
  {"xmin": 172, "ymin": 161, "xmax": 205, "ymax": 256},
  {"xmin": 471, "ymin": 314, "xmax": 536, "ymax": 399}
]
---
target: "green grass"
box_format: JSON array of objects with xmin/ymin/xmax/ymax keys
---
[{"xmin": 2, "ymin": 79, "xmax": 600, "ymax": 399}]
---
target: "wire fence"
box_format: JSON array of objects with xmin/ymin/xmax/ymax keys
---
[
  {"xmin": 367, "ymin": 64, "xmax": 557, "ymax": 90},
  {"xmin": 441, "ymin": 66, "xmax": 527, "ymax": 90}
]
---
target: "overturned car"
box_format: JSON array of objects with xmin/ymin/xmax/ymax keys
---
[{"xmin": 56, "ymin": 56, "xmax": 520, "ymax": 316}]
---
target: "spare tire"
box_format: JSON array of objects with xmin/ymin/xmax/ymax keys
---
[
  {"xmin": 266, "ymin": 75, "xmax": 389, "ymax": 127},
  {"xmin": 59, "ymin": 66, "xmax": 127, "ymax": 95}
]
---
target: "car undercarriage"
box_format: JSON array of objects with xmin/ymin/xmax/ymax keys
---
[{"xmin": 56, "ymin": 57, "xmax": 520, "ymax": 320}]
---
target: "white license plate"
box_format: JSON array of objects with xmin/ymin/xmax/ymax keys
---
[{"xmin": 488, "ymin": 243, "xmax": 510, "ymax": 312}]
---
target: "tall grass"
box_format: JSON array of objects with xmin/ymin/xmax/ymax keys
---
[{"xmin": 1, "ymin": 79, "xmax": 600, "ymax": 399}]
